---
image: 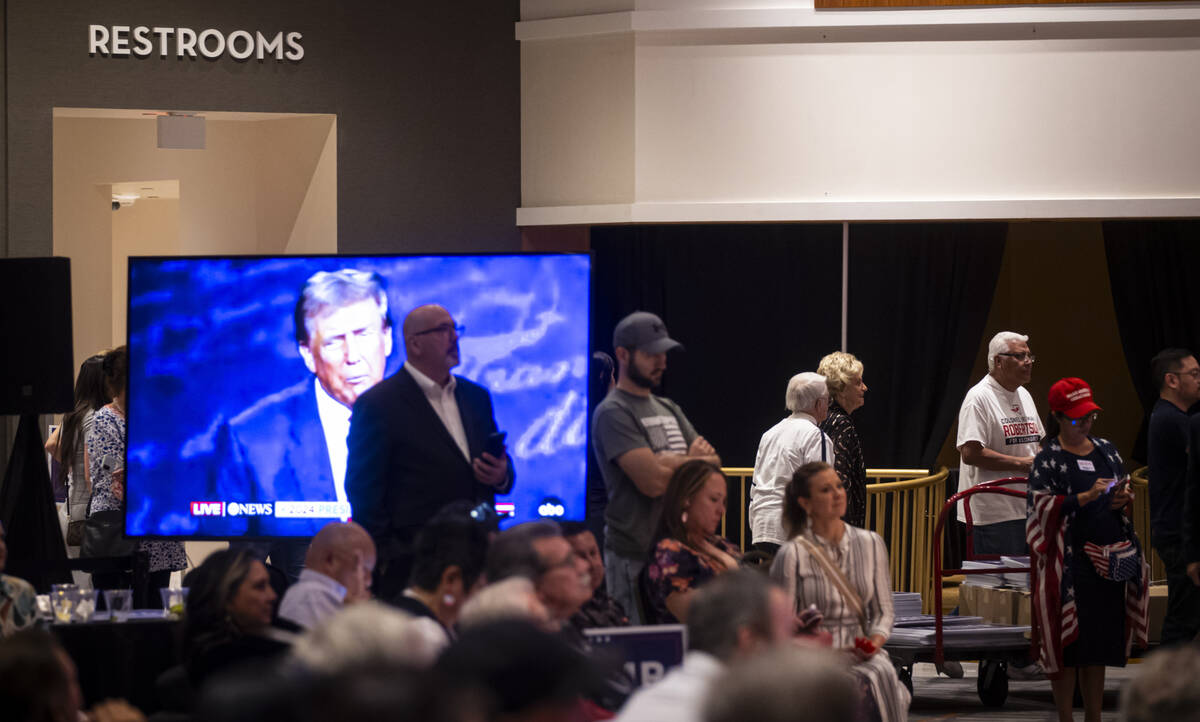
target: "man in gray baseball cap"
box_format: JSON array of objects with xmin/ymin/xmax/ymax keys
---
[{"xmin": 591, "ymin": 311, "xmax": 720, "ymax": 623}]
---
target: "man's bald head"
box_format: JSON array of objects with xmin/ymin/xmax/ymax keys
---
[
  {"xmin": 402, "ymin": 304, "xmax": 461, "ymax": 384},
  {"xmin": 307, "ymin": 521, "xmax": 377, "ymax": 603}
]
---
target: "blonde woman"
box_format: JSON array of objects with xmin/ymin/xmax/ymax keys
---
[{"xmin": 817, "ymin": 352, "xmax": 868, "ymax": 527}]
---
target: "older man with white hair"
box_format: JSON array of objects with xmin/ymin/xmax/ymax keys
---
[
  {"xmin": 748, "ymin": 372, "xmax": 835, "ymax": 554},
  {"xmin": 956, "ymin": 331, "xmax": 1044, "ymax": 557}
]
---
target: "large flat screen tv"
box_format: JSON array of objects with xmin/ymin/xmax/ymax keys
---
[{"xmin": 125, "ymin": 253, "xmax": 590, "ymax": 538}]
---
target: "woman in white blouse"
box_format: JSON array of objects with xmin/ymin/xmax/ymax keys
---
[{"xmin": 769, "ymin": 461, "xmax": 910, "ymax": 722}]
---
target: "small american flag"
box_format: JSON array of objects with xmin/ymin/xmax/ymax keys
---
[{"xmin": 1083, "ymin": 540, "xmax": 1142, "ymax": 582}]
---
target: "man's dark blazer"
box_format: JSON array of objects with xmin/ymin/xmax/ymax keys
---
[
  {"xmin": 212, "ymin": 380, "xmax": 337, "ymax": 537},
  {"xmin": 345, "ymin": 366, "xmax": 514, "ymax": 596}
]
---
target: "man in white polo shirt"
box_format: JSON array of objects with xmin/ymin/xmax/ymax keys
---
[{"xmin": 956, "ymin": 331, "xmax": 1044, "ymax": 556}]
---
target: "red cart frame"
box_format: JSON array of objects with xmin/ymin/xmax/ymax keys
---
[{"xmin": 932, "ymin": 475, "xmax": 1031, "ymax": 665}]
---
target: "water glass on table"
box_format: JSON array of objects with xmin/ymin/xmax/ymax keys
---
[
  {"xmin": 51, "ymin": 584, "xmax": 79, "ymax": 623},
  {"xmin": 160, "ymin": 587, "xmax": 189, "ymax": 617},
  {"xmin": 73, "ymin": 588, "xmax": 100, "ymax": 622},
  {"xmin": 104, "ymin": 589, "xmax": 134, "ymax": 622}
]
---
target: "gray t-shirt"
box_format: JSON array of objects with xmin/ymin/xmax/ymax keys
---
[{"xmin": 592, "ymin": 389, "xmax": 698, "ymax": 558}]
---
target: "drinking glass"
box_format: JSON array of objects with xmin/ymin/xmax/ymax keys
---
[
  {"xmin": 73, "ymin": 588, "xmax": 100, "ymax": 622},
  {"xmin": 104, "ymin": 589, "xmax": 133, "ymax": 622},
  {"xmin": 160, "ymin": 587, "xmax": 189, "ymax": 616},
  {"xmin": 50, "ymin": 584, "xmax": 78, "ymax": 624}
]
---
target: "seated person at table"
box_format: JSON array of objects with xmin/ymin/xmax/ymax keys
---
[
  {"xmin": 704, "ymin": 646, "xmax": 859, "ymax": 722},
  {"xmin": 0, "ymin": 521, "xmax": 36, "ymax": 638},
  {"xmin": 291, "ymin": 600, "xmax": 449, "ymax": 674},
  {"xmin": 616, "ymin": 570, "xmax": 795, "ymax": 722},
  {"xmin": 183, "ymin": 548, "xmax": 298, "ymax": 687},
  {"xmin": 393, "ymin": 502, "xmax": 490, "ymax": 642},
  {"xmin": 458, "ymin": 577, "xmax": 554, "ymax": 633},
  {"xmin": 278, "ymin": 521, "xmax": 376, "ymax": 631},
  {"xmin": 646, "ymin": 461, "xmax": 741, "ymax": 624},
  {"xmin": 769, "ymin": 461, "xmax": 909, "ymax": 722},
  {"xmin": 0, "ymin": 628, "xmax": 144, "ymax": 722},
  {"xmin": 561, "ymin": 521, "xmax": 628, "ymax": 631},
  {"xmin": 485, "ymin": 521, "xmax": 593, "ymax": 633}
]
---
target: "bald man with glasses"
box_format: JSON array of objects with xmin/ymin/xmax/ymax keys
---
[{"xmin": 347, "ymin": 304, "xmax": 514, "ymax": 603}]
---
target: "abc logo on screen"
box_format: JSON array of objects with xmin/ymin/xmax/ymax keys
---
[{"xmin": 537, "ymin": 496, "xmax": 566, "ymax": 518}]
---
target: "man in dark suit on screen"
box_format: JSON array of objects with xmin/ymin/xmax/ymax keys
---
[
  {"xmin": 213, "ymin": 269, "xmax": 394, "ymax": 575},
  {"xmin": 346, "ymin": 303, "xmax": 514, "ymax": 603}
]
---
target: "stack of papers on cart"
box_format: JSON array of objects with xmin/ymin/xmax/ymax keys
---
[
  {"xmin": 961, "ymin": 560, "xmax": 1006, "ymax": 587},
  {"xmin": 888, "ymin": 623, "xmax": 1031, "ymax": 647},
  {"xmin": 894, "ymin": 615, "xmax": 983, "ymax": 627},
  {"xmin": 893, "ymin": 592, "xmax": 923, "ymax": 617},
  {"xmin": 1000, "ymin": 556, "xmax": 1031, "ymax": 589}
]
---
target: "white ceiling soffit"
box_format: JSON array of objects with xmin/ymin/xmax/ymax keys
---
[{"xmin": 54, "ymin": 108, "xmax": 328, "ymax": 122}]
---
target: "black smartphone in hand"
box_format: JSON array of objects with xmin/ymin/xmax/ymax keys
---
[{"xmin": 484, "ymin": 431, "xmax": 507, "ymax": 458}]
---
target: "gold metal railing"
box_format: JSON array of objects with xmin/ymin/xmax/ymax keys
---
[
  {"xmin": 865, "ymin": 468, "xmax": 949, "ymax": 614},
  {"xmin": 721, "ymin": 466, "xmax": 948, "ymax": 613},
  {"xmin": 1130, "ymin": 466, "xmax": 1166, "ymax": 582}
]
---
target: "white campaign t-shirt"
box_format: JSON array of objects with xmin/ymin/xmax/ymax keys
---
[{"xmin": 955, "ymin": 374, "xmax": 1044, "ymax": 524}]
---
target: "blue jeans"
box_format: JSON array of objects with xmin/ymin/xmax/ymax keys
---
[{"xmin": 605, "ymin": 549, "xmax": 645, "ymax": 626}]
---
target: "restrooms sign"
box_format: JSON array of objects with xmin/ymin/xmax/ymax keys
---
[{"xmin": 88, "ymin": 25, "xmax": 304, "ymax": 62}]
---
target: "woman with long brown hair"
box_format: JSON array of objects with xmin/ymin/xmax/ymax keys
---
[
  {"xmin": 644, "ymin": 460, "xmax": 741, "ymax": 623},
  {"xmin": 45, "ymin": 354, "xmax": 109, "ymax": 550},
  {"xmin": 769, "ymin": 461, "xmax": 909, "ymax": 722}
]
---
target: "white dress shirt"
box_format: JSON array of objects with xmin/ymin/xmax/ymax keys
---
[
  {"xmin": 405, "ymin": 361, "xmax": 471, "ymax": 462},
  {"xmin": 314, "ymin": 379, "xmax": 353, "ymax": 516},
  {"xmin": 278, "ymin": 568, "xmax": 347, "ymax": 630},
  {"xmin": 615, "ymin": 651, "xmax": 724, "ymax": 722},
  {"xmin": 748, "ymin": 412, "xmax": 836, "ymax": 546}
]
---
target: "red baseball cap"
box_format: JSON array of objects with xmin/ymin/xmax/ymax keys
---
[{"xmin": 1048, "ymin": 377, "xmax": 1102, "ymax": 418}]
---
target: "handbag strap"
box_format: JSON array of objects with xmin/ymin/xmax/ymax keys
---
[{"xmin": 798, "ymin": 534, "xmax": 870, "ymax": 637}]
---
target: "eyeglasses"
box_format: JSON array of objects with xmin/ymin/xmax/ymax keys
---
[
  {"xmin": 1169, "ymin": 368, "xmax": 1200, "ymax": 379},
  {"xmin": 1068, "ymin": 412, "xmax": 1100, "ymax": 426},
  {"xmin": 997, "ymin": 352, "xmax": 1036, "ymax": 363},
  {"xmin": 411, "ymin": 323, "xmax": 464, "ymax": 338}
]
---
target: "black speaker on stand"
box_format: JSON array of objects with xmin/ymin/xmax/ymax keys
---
[{"xmin": 0, "ymin": 257, "xmax": 75, "ymax": 591}]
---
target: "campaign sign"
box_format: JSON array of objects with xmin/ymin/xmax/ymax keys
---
[{"xmin": 584, "ymin": 624, "xmax": 687, "ymax": 687}]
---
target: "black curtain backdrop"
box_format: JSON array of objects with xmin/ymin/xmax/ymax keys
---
[
  {"xmin": 590, "ymin": 224, "xmax": 843, "ymax": 466},
  {"xmin": 1103, "ymin": 220, "xmax": 1200, "ymax": 463},
  {"xmin": 847, "ymin": 223, "xmax": 1007, "ymax": 470}
]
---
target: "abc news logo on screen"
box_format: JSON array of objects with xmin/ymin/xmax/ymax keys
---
[{"xmin": 189, "ymin": 501, "xmax": 273, "ymax": 517}]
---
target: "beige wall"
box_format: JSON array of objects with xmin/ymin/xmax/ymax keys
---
[
  {"xmin": 253, "ymin": 116, "xmax": 338, "ymax": 255},
  {"xmin": 53, "ymin": 114, "xmax": 336, "ymax": 371},
  {"xmin": 519, "ymin": 2, "xmax": 1200, "ymax": 224},
  {"xmin": 111, "ymin": 198, "xmax": 181, "ymax": 343}
]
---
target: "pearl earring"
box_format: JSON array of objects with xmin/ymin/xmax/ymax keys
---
[{"xmin": 681, "ymin": 511, "xmax": 688, "ymax": 523}]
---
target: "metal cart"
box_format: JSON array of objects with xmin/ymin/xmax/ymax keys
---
[{"xmin": 885, "ymin": 476, "xmax": 1033, "ymax": 707}]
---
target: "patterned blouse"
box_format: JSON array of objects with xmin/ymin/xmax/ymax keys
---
[
  {"xmin": 646, "ymin": 535, "xmax": 742, "ymax": 624},
  {"xmin": 87, "ymin": 406, "xmax": 126, "ymax": 516},
  {"xmin": 0, "ymin": 574, "xmax": 37, "ymax": 637},
  {"xmin": 86, "ymin": 405, "xmax": 187, "ymax": 574},
  {"xmin": 820, "ymin": 401, "xmax": 867, "ymax": 527}
]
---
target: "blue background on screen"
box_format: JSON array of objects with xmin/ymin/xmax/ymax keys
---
[{"xmin": 126, "ymin": 254, "xmax": 590, "ymax": 537}]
